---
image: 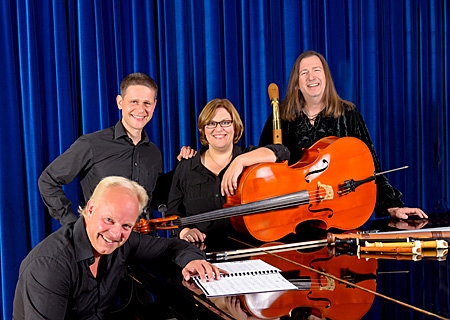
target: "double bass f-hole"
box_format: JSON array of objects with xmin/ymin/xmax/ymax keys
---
[
  {"xmin": 308, "ymin": 204, "xmax": 334, "ymax": 219},
  {"xmin": 305, "ymin": 159, "xmax": 329, "ymax": 183}
]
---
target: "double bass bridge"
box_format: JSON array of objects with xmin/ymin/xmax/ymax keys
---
[{"xmin": 317, "ymin": 181, "xmax": 334, "ymax": 201}]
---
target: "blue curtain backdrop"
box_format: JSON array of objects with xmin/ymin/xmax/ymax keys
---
[{"xmin": 0, "ymin": 0, "xmax": 449, "ymax": 318}]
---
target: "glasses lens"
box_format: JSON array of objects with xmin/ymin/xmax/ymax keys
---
[
  {"xmin": 205, "ymin": 120, "xmax": 233, "ymax": 129},
  {"xmin": 205, "ymin": 121, "xmax": 217, "ymax": 129},
  {"xmin": 220, "ymin": 120, "xmax": 233, "ymax": 127}
]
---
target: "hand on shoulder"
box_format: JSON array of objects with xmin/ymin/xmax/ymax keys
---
[{"xmin": 177, "ymin": 146, "xmax": 197, "ymax": 161}]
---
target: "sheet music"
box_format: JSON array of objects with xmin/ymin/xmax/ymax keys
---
[{"xmin": 193, "ymin": 259, "xmax": 298, "ymax": 297}]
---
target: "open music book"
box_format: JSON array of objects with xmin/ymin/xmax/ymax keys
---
[{"xmin": 192, "ymin": 259, "xmax": 298, "ymax": 297}]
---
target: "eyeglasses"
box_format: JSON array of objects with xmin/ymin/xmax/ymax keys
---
[{"xmin": 205, "ymin": 120, "xmax": 233, "ymax": 129}]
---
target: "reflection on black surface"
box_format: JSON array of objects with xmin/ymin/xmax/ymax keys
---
[
  {"xmin": 202, "ymin": 231, "xmax": 450, "ymax": 320},
  {"xmin": 131, "ymin": 212, "xmax": 450, "ymax": 319},
  {"xmin": 201, "ymin": 245, "xmax": 378, "ymax": 320}
]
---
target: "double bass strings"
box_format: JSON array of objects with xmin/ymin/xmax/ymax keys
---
[{"xmin": 180, "ymin": 188, "xmax": 319, "ymax": 225}]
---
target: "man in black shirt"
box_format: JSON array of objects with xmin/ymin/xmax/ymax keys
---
[
  {"xmin": 13, "ymin": 176, "xmax": 221, "ymax": 319},
  {"xmin": 39, "ymin": 73, "xmax": 165, "ymax": 224}
]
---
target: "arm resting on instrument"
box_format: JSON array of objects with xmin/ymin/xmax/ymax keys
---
[{"xmin": 221, "ymin": 145, "xmax": 290, "ymax": 196}]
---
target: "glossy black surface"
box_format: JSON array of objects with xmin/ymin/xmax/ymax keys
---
[{"xmin": 131, "ymin": 213, "xmax": 450, "ymax": 320}]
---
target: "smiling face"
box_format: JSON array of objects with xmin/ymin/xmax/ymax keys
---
[
  {"xmin": 298, "ymin": 55, "xmax": 327, "ymax": 101},
  {"xmin": 205, "ymin": 107, "xmax": 235, "ymax": 151},
  {"xmin": 84, "ymin": 186, "xmax": 140, "ymax": 257},
  {"xmin": 116, "ymin": 84, "xmax": 157, "ymax": 135}
]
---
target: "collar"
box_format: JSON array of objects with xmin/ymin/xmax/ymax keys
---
[
  {"xmin": 188, "ymin": 145, "xmax": 208, "ymax": 171},
  {"xmin": 190, "ymin": 145, "xmax": 243, "ymax": 170},
  {"xmin": 73, "ymin": 217, "xmax": 95, "ymax": 263},
  {"xmin": 113, "ymin": 120, "xmax": 150, "ymax": 144}
]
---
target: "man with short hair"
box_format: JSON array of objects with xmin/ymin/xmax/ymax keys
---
[
  {"xmin": 13, "ymin": 176, "xmax": 220, "ymax": 319},
  {"xmin": 39, "ymin": 72, "xmax": 165, "ymax": 224}
]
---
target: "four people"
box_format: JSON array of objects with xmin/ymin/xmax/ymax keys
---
[
  {"xmin": 166, "ymin": 98, "xmax": 290, "ymax": 244},
  {"xmin": 13, "ymin": 176, "xmax": 221, "ymax": 319},
  {"xmin": 259, "ymin": 50, "xmax": 427, "ymax": 220},
  {"xmin": 17, "ymin": 51, "xmax": 429, "ymax": 317}
]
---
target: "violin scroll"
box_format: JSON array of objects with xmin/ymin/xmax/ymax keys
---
[{"xmin": 133, "ymin": 216, "xmax": 181, "ymax": 234}]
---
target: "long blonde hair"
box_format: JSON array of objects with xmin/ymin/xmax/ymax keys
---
[{"xmin": 281, "ymin": 50, "xmax": 354, "ymax": 121}]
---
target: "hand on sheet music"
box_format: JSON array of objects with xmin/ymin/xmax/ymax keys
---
[
  {"xmin": 182, "ymin": 259, "xmax": 225, "ymax": 282},
  {"xmin": 180, "ymin": 227, "xmax": 206, "ymax": 243}
]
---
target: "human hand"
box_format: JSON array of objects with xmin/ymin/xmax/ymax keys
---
[
  {"xmin": 387, "ymin": 207, "xmax": 428, "ymax": 220},
  {"xmin": 221, "ymin": 157, "xmax": 244, "ymax": 196},
  {"xmin": 177, "ymin": 146, "xmax": 197, "ymax": 161},
  {"xmin": 179, "ymin": 227, "xmax": 206, "ymax": 243},
  {"xmin": 181, "ymin": 260, "xmax": 224, "ymax": 282}
]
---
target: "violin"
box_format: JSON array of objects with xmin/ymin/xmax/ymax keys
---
[
  {"xmin": 237, "ymin": 244, "xmax": 378, "ymax": 320},
  {"xmin": 135, "ymin": 136, "xmax": 377, "ymax": 242}
]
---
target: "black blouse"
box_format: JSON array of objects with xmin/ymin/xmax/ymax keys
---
[
  {"xmin": 259, "ymin": 106, "xmax": 404, "ymax": 215},
  {"xmin": 166, "ymin": 144, "xmax": 290, "ymax": 237}
]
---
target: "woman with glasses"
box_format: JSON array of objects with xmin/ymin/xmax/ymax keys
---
[{"xmin": 166, "ymin": 98, "xmax": 290, "ymax": 246}]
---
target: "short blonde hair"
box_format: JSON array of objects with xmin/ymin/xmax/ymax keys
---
[
  {"xmin": 78, "ymin": 176, "xmax": 148, "ymax": 217},
  {"xmin": 197, "ymin": 99, "xmax": 244, "ymax": 146}
]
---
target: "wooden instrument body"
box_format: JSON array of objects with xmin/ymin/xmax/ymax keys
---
[
  {"xmin": 240, "ymin": 244, "xmax": 377, "ymax": 320},
  {"xmin": 228, "ymin": 136, "xmax": 377, "ymax": 242}
]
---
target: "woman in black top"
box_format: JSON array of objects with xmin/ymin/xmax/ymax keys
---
[
  {"xmin": 167, "ymin": 98, "xmax": 290, "ymax": 243},
  {"xmin": 259, "ymin": 50, "xmax": 426, "ymax": 219}
]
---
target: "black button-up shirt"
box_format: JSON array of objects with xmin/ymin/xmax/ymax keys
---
[
  {"xmin": 38, "ymin": 120, "xmax": 163, "ymax": 224},
  {"xmin": 13, "ymin": 218, "xmax": 206, "ymax": 319}
]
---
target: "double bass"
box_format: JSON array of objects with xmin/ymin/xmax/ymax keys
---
[
  {"xmin": 239, "ymin": 244, "xmax": 378, "ymax": 320},
  {"xmin": 227, "ymin": 136, "xmax": 377, "ymax": 241},
  {"xmin": 136, "ymin": 136, "xmax": 377, "ymax": 242},
  {"xmin": 202, "ymin": 243, "xmax": 377, "ymax": 320}
]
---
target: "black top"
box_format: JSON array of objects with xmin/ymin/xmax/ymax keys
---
[
  {"xmin": 259, "ymin": 106, "xmax": 404, "ymax": 214},
  {"xmin": 13, "ymin": 217, "xmax": 206, "ymax": 320},
  {"xmin": 38, "ymin": 120, "xmax": 163, "ymax": 224},
  {"xmin": 166, "ymin": 144, "xmax": 290, "ymax": 237}
]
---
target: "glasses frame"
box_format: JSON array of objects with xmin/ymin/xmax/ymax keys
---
[{"xmin": 205, "ymin": 119, "xmax": 234, "ymax": 129}]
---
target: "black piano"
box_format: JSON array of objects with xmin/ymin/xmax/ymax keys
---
[{"xmin": 122, "ymin": 212, "xmax": 449, "ymax": 320}]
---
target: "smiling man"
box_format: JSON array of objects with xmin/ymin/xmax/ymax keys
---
[
  {"xmin": 38, "ymin": 73, "xmax": 164, "ymax": 225},
  {"xmin": 13, "ymin": 176, "xmax": 220, "ymax": 319}
]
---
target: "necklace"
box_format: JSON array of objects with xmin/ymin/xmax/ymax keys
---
[
  {"xmin": 207, "ymin": 150, "xmax": 232, "ymax": 170},
  {"xmin": 303, "ymin": 110, "xmax": 321, "ymax": 121}
]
